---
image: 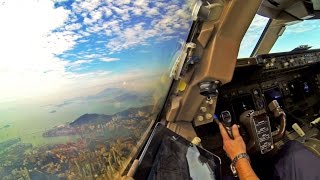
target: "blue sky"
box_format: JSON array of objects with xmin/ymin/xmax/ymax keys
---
[
  {"xmin": 271, "ymin": 19, "xmax": 320, "ymax": 52},
  {"xmin": 238, "ymin": 14, "xmax": 269, "ymax": 58},
  {"xmin": 0, "ymin": 0, "xmax": 193, "ymax": 103}
]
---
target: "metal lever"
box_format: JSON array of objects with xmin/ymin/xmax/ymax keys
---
[
  {"xmin": 221, "ymin": 110, "xmax": 234, "ymax": 139},
  {"xmin": 268, "ymin": 100, "xmax": 287, "ymax": 142}
]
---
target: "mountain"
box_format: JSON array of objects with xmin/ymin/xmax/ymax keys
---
[
  {"xmin": 115, "ymin": 105, "xmax": 154, "ymax": 117},
  {"xmin": 69, "ymin": 105, "xmax": 154, "ymax": 127},
  {"xmin": 70, "ymin": 113, "xmax": 112, "ymax": 127},
  {"xmin": 86, "ymin": 88, "xmax": 129, "ymax": 101},
  {"xmin": 50, "ymin": 88, "xmax": 153, "ymax": 111},
  {"xmin": 113, "ymin": 94, "xmax": 139, "ymax": 102}
]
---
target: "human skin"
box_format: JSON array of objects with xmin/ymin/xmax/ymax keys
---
[{"xmin": 219, "ymin": 123, "xmax": 259, "ymax": 180}]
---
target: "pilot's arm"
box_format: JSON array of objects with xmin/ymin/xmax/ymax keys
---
[{"xmin": 218, "ymin": 123, "xmax": 259, "ymax": 180}]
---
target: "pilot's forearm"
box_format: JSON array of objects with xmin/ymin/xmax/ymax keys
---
[{"xmin": 236, "ymin": 158, "xmax": 259, "ymax": 180}]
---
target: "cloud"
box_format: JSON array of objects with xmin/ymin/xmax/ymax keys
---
[
  {"xmin": 74, "ymin": 0, "xmax": 101, "ymax": 12},
  {"xmin": 67, "ymin": 60, "xmax": 93, "ymax": 68},
  {"xmin": 146, "ymin": 7, "xmax": 159, "ymax": 16},
  {"xmin": 64, "ymin": 23, "xmax": 82, "ymax": 31},
  {"xmin": 103, "ymin": 3, "xmax": 192, "ymax": 53},
  {"xmin": 100, "ymin": 57, "xmax": 120, "ymax": 62},
  {"xmin": 132, "ymin": 8, "xmax": 143, "ymax": 16},
  {"xmin": 104, "ymin": 8, "xmax": 113, "ymax": 17},
  {"xmin": 285, "ymin": 20, "xmax": 320, "ymax": 34},
  {"xmin": 77, "ymin": 39, "xmax": 90, "ymax": 43},
  {"xmin": 0, "ymin": 0, "xmax": 113, "ymax": 103},
  {"xmin": 0, "ymin": 0, "xmax": 72, "ymax": 101},
  {"xmin": 66, "ymin": 0, "xmax": 193, "ymax": 53},
  {"xmin": 134, "ymin": 0, "xmax": 148, "ymax": 8}
]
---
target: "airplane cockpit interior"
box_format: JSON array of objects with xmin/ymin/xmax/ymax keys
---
[
  {"xmin": 130, "ymin": 0, "xmax": 320, "ymax": 179},
  {"xmin": 1, "ymin": 0, "xmax": 320, "ymax": 180}
]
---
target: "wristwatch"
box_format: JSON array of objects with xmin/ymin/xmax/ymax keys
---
[{"xmin": 230, "ymin": 153, "xmax": 250, "ymax": 176}]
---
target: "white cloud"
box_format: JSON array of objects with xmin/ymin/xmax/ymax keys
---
[
  {"xmin": 78, "ymin": 30, "xmax": 91, "ymax": 37},
  {"xmin": 68, "ymin": 60, "xmax": 93, "ymax": 67},
  {"xmin": 83, "ymin": 54, "xmax": 100, "ymax": 59},
  {"xmin": 134, "ymin": 0, "xmax": 149, "ymax": 8},
  {"xmin": 113, "ymin": 0, "xmax": 131, "ymax": 6},
  {"xmin": 83, "ymin": 9, "xmax": 103, "ymax": 25},
  {"xmin": 146, "ymin": 7, "xmax": 159, "ymax": 16},
  {"xmin": 103, "ymin": 2, "xmax": 192, "ymax": 53},
  {"xmin": 64, "ymin": 23, "xmax": 82, "ymax": 31},
  {"xmin": 104, "ymin": 8, "xmax": 113, "ymax": 17},
  {"xmin": 66, "ymin": 0, "xmax": 193, "ymax": 54},
  {"xmin": 78, "ymin": 39, "xmax": 90, "ymax": 43},
  {"xmin": 77, "ymin": 0, "xmax": 101, "ymax": 12},
  {"xmin": 285, "ymin": 20, "xmax": 320, "ymax": 34},
  {"xmin": 132, "ymin": 8, "xmax": 143, "ymax": 16},
  {"xmin": 0, "ymin": 0, "xmax": 111, "ymax": 103},
  {"xmin": 100, "ymin": 57, "xmax": 120, "ymax": 62}
]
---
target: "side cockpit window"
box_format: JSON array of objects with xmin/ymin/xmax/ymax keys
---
[{"xmin": 0, "ymin": 0, "xmax": 194, "ymax": 179}]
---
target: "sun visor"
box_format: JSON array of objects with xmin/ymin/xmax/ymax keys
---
[{"xmin": 285, "ymin": 1, "xmax": 315, "ymax": 20}]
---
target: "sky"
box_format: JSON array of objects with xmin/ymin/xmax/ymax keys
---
[
  {"xmin": 271, "ymin": 19, "xmax": 320, "ymax": 52},
  {"xmin": 238, "ymin": 14, "xmax": 269, "ymax": 58},
  {"xmin": 0, "ymin": 0, "xmax": 195, "ymax": 141},
  {"xmin": 0, "ymin": 0, "xmax": 193, "ymax": 105}
]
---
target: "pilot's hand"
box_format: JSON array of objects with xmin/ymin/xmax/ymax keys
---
[{"xmin": 219, "ymin": 123, "xmax": 246, "ymax": 160}]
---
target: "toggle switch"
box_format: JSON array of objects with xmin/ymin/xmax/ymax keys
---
[
  {"xmin": 197, "ymin": 116, "xmax": 204, "ymax": 122},
  {"xmin": 205, "ymin": 113, "xmax": 213, "ymax": 120},
  {"xmin": 200, "ymin": 107, "xmax": 207, "ymax": 112}
]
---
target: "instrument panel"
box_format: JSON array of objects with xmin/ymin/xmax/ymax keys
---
[
  {"xmin": 257, "ymin": 49, "xmax": 320, "ymax": 70},
  {"xmin": 217, "ymin": 49, "xmax": 320, "ymax": 127},
  {"xmin": 196, "ymin": 49, "xmax": 320, "ymax": 177}
]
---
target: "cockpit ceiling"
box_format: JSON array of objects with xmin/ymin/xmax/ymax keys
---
[
  {"xmin": 258, "ymin": 0, "xmax": 318, "ymax": 20},
  {"xmin": 312, "ymin": 0, "xmax": 320, "ymax": 10},
  {"xmin": 262, "ymin": 0, "xmax": 300, "ymax": 10}
]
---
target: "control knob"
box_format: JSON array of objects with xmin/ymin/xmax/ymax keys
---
[
  {"xmin": 197, "ymin": 116, "xmax": 204, "ymax": 122},
  {"xmin": 205, "ymin": 113, "xmax": 213, "ymax": 120},
  {"xmin": 289, "ymin": 59, "xmax": 295, "ymax": 63},
  {"xmin": 283, "ymin": 62, "xmax": 289, "ymax": 67},
  {"xmin": 265, "ymin": 63, "xmax": 270, "ymax": 69},
  {"xmin": 200, "ymin": 107, "xmax": 207, "ymax": 112}
]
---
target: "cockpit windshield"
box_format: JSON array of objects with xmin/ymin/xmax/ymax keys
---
[
  {"xmin": 238, "ymin": 14, "xmax": 269, "ymax": 58},
  {"xmin": 239, "ymin": 14, "xmax": 320, "ymax": 58},
  {"xmin": 271, "ymin": 19, "xmax": 320, "ymax": 53},
  {"xmin": 0, "ymin": 0, "xmax": 193, "ymax": 179}
]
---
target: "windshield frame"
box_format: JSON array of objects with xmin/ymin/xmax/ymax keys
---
[{"xmin": 250, "ymin": 18, "xmax": 272, "ymax": 57}]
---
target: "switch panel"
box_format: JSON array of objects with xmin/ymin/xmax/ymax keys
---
[{"xmin": 193, "ymin": 97, "xmax": 216, "ymax": 127}]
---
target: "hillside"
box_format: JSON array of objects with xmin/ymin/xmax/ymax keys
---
[
  {"xmin": 69, "ymin": 113, "xmax": 112, "ymax": 126},
  {"xmin": 69, "ymin": 105, "xmax": 154, "ymax": 126}
]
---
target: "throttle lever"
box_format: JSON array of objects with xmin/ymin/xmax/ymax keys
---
[
  {"xmin": 220, "ymin": 110, "xmax": 234, "ymax": 139},
  {"xmin": 268, "ymin": 100, "xmax": 286, "ymax": 142}
]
